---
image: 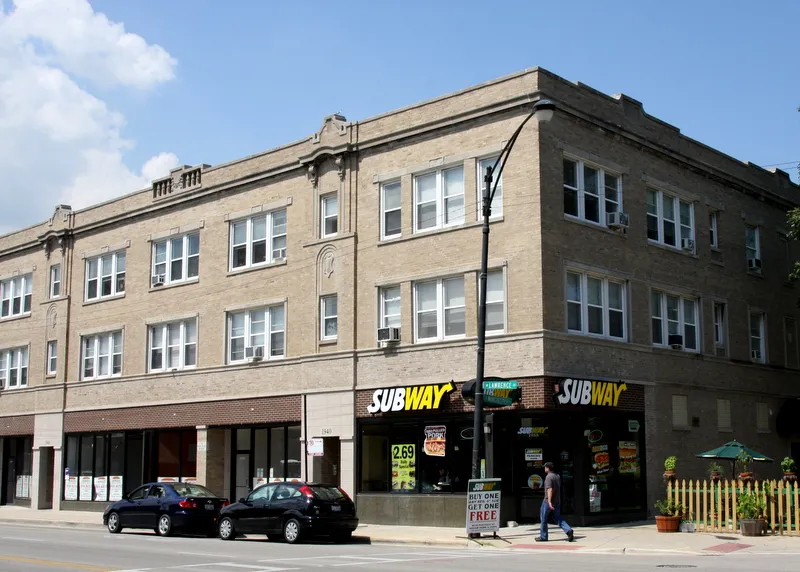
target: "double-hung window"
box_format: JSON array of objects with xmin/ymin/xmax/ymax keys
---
[
  {"xmin": 750, "ymin": 311, "xmax": 766, "ymax": 363},
  {"xmin": 745, "ymin": 225, "xmax": 760, "ymax": 263},
  {"xmin": 50, "ymin": 265, "xmax": 61, "ymax": 298},
  {"xmin": 651, "ymin": 291, "xmax": 698, "ymax": 351},
  {"xmin": 709, "ymin": 212, "xmax": 719, "ymax": 249},
  {"xmin": 713, "ymin": 302, "xmax": 726, "ymax": 349},
  {"xmin": 717, "ymin": 399, "xmax": 732, "ymax": 432},
  {"xmin": 379, "ymin": 286, "xmax": 401, "ymax": 328},
  {"xmin": 563, "ymin": 158, "xmax": 621, "ymax": 226},
  {"xmin": 153, "ymin": 234, "xmax": 199, "ymax": 285},
  {"xmin": 414, "ymin": 165, "xmax": 464, "ymax": 232},
  {"xmin": 646, "ymin": 189, "xmax": 694, "ymax": 249},
  {"xmin": 414, "ymin": 277, "xmax": 465, "ymax": 341},
  {"xmin": 85, "ymin": 252, "xmax": 126, "ymax": 301},
  {"xmin": 320, "ymin": 296, "xmax": 338, "ymax": 340},
  {"xmin": 483, "ymin": 270, "xmax": 505, "ymax": 334},
  {"xmin": 228, "ymin": 306, "xmax": 285, "ymax": 362},
  {"xmin": 47, "ymin": 341, "xmax": 57, "ymax": 375},
  {"xmin": 0, "ymin": 274, "xmax": 32, "ymax": 318},
  {"xmin": 381, "ymin": 182, "xmax": 402, "ymax": 239},
  {"xmin": 82, "ymin": 331, "xmax": 123, "ymax": 380},
  {"xmin": 478, "ymin": 156, "xmax": 503, "ymax": 218},
  {"xmin": 321, "ymin": 195, "xmax": 338, "ymax": 237},
  {"xmin": 0, "ymin": 347, "xmax": 28, "ymax": 388},
  {"xmin": 149, "ymin": 319, "xmax": 197, "ymax": 372},
  {"xmin": 230, "ymin": 210, "xmax": 287, "ymax": 271},
  {"xmin": 566, "ymin": 271, "xmax": 626, "ymax": 340}
]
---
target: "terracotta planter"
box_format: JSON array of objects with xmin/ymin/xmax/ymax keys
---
[
  {"xmin": 740, "ymin": 518, "xmax": 763, "ymax": 536},
  {"xmin": 663, "ymin": 470, "xmax": 676, "ymax": 483},
  {"xmin": 738, "ymin": 472, "xmax": 754, "ymax": 483},
  {"xmin": 710, "ymin": 471, "xmax": 721, "ymax": 483},
  {"xmin": 655, "ymin": 515, "xmax": 680, "ymax": 533},
  {"xmin": 783, "ymin": 472, "xmax": 797, "ymax": 483}
]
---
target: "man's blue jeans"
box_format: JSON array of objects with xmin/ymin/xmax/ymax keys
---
[{"xmin": 540, "ymin": 500, "xmax": 571, "ymax": 540}]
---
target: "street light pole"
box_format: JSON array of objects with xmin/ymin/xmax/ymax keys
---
[{"xmin": 470, "ymin": 99, "xmax": 556, "ymax": 484}]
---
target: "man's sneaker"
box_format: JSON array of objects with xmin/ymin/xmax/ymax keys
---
[
  {"xmin": 567, "ymin": 530, "xmax": 575, "ymax": 542},
  {"xmin": 534, "ymin": 537, "xmax": 547, "ymax": 542}
]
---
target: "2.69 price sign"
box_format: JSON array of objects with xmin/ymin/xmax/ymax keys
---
[
  {"xmin": 391, "ymin": 444, "xmax": 416, "ymax": 492},
  {"xmin": 392, "ymin": 444, "xmax": 414, "ymax": 460}
]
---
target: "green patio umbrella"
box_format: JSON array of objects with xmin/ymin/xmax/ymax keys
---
[{"xmin": 696, "ymin": 440, "xmax": 773, "ymax": 480}]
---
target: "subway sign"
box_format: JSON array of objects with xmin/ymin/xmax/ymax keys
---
[
  {"xmin": 554, "ymin": 378, "xmax": 627, "ymax": 407},
  {"xmin": 367, "ymin": 382, "xmax": 455, "ymax": 414}
]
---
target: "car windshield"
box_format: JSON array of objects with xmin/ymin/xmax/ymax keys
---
[
  {"xmin": 172, "ymin": 484, "xmax": 215, "ymax": 498},
  {"xmin": 310, "ymin": 486, "xmax": 346, "ymax": 501}
]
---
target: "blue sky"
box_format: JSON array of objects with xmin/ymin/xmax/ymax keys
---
[{"xmin": 1, "ymin": 0, "xmax": 798, "ymax": 231}]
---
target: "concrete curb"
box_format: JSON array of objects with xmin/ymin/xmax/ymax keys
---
[
  {"xmin": 0, "ymin": 519, "xmax": 103, "ymax": 530},
  {"xmin": 354, "ymin": 535, "xmax": 470, "ymax": 548}
]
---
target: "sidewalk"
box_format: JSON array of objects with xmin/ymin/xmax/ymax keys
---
[{"xmin": 2, "ymin": 506, "xmax": 800, "ymax": 556}]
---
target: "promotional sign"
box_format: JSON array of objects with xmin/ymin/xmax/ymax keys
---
[
  {"xmin": 390, "ymin": 444, "xmax": 416, "ymax": 491},
  {"xmin": 628, "ymin": 419, "xmax": 640, "ymax": 432},
  {"xmin": 79, "ymin": 476, "xmax": 93, "ymax": 500},
  {"xmin": 591, "ymin": 444, "xmax": 610, "ymax": 474},
  {"xmin": 618, "ymin": 441, "xmax": 640, "ymax": 475},
  {"xmin": 368, "ymin": 382, "xmax": 454, "ymax": 413},
  {"xmin": 65, "ymin": 476, "xmax": 78, "ymax": 501},
  {"xmin": 307, "ymin": 438, "xmax": 324, "ymax": 456},
  {"xmin": 94, "ymin": 476, "xmax": 108, "ymax": 502},
  {"xmin": 253, "ymin": 477, "xmax": 269, "ymax": 488},
  {"xmin": 554, "ymin": 379, "xmax": 628, "ymax": 407},
  {"xmin": 158, "ymin": 476, "xmax": 179, "ymax": 483},
  {"xmin": 466, "ymin": 478, "xmax": 502, "ymax": 535},
  {"xmin": 181, "ymin": 477, "xmax": 197, "ymax": 484},
  {"xmin": 109, "ymin": 476, "xmax": 123, "ymax": 501},
  {"xmin": 525, "ymin": 448, "xmax": 543, "ymax": 461},
  {"xmin": 518, "ymin": 426, "xmax": 548, "ymax": 438},
  {"xmin": 423, "ymin": 426, "xmax": 447, "ymax": 457}
]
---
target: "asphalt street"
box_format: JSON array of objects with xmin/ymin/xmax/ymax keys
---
[{"xmin": 0, "ymin": 523, "xmax": 798, "ymax": 571}]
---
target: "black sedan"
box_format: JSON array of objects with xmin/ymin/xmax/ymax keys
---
[
  {"xmin": 103, "ymin": 482, "xmax": 229, "ymax": 537},
  {"xmin": 217, "ymin": 482, "xmax": 358, "ymax": 544}
]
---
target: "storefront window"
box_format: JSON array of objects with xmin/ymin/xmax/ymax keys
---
[
  {"xmin": 181, "ymin": 430, "xmax": 197, "ymax": 479},
  {"xmin": 158, "ymin": 432, "xmax": 180, "ymax": 479},
  {"xmin": 270, "ymin": 427, "xmax": 285, "ymax": 480},
  {"xmin": 254, "ymin": 429, "xmax": 269, "ymax": 483},
  {"xmin": 360, "ymin": 425, "xmax": 389, "ymax": 492},
  {"xmin": 287, "ymin": 426, "xmax": 301, "ymax": 479},
  {"xmin": 94, "ymin": 434, "xmax": 108, "ymax": 502},
  {"xmin": 7, "ymin": 437, "xmax": 34, "ymax": 501}
]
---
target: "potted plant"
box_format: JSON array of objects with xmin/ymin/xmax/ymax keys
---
[
  {"xmin": 663, "ymin": 456, "xmax": 677, "ymax": 482},
  {"xmin": 654, "ymin": 499, "xmax": 683, "ymax": 533},
  {"xmin": 737, "ymin": 451, "xmax": 754, "ymax": 482},
  {"xmin": 709, "ymin": 461, "xmax": 723, "ymax": 483},
  {"xmin": 781, "ymin": 457, "xmax": 797, "ymax": 483},
  {"xmin": 737, "ymin": 490, "xmax": 766, "ymax": 536}
]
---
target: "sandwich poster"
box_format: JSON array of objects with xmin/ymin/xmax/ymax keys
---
[
  {"xmin": 424, "ymin": 425, "xmax": 447, "ymax": 457},
  {"xmin": 618, "ymin": 441, "xmax": 640, "ymax": 475}
]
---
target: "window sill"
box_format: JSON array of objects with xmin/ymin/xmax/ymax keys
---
[
  {"xmin": 0, "ymin": 312, "xmax": 32, "ymax": 323},
  {"xmin": 81, "ymin": 375, "xmax": 122, "ymax": 382},
  {"xmin": 83, "ymin": 294, "xmax": 125, "ymax": 307},
  {"xmin": 652, "ymin": 345, "xmax": 701, "ymax": 356},
  {"xmin": 414, "ymin": 335, "xmax": 467, "ymax": 345},
  {"xmin": 227, "ymin": 356, "xmax": 286, "ymax": 366},
  {"xmin": 319, "ymin": 338, "xmax": 338, "ymax": 346},
  {"xmin": 378, "ymin": 218, "xmax": 502, "ymax": 247},
  {"xmin": 563, "ymin": 215, "xmax": 627, "ymax": 237},
  {"xmin": 646, "ymin": 240, "xmax": 697, "ymax": 259},
  {"xmin": 709, "ymin": 259, "xmax": 725, "ymax": 267},
  {"xmin": 718, "ymin": 428, "xmax": 733, "ymax": 433},
  {"xmin": 757, "ymin": 429, "xmax": 771, "ymax": 434},
  {"xmin": 148, "ymin": 366, "xmax": 197, "ymax": 375},
  {"xmin": 149, "ymin": 278, "xmax": 199, "ymax": 293},
  {"xmin": 746, "ymin": 271, "xmax": 764, "ymax": 279},
  {"xmin": 227, "ymin": 259, "xmax": 287, "ymax": 277},
  {"xmin": 566, "ymin": 330, "xmax": 628, "ymax": 344},
  {"xmin": 45, "ymin": 374, "xmax": 56, "ymax": 379},
  {"xmin": 302, "ymin": 232, "xmax": 355, "ymax": 248},
  {"xmin": 672, "ymin": 426, "xmax": 692, "ymax": 432}
]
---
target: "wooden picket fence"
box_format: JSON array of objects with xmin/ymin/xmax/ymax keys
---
[{"xmin": 667, "ymin": 479, "xmax": 800, "ymax": 536}]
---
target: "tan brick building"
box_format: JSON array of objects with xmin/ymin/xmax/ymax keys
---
[{"xmin": 1, "ymin": 67, "xmax": 799, "ymax": 527}]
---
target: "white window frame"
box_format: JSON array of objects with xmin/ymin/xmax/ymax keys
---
[
  {"xmin": 709, "ymin": 212, "xmax": 719, "ymax": 249},
  {"xmin": 152, "ymin": 233, "xmax": 200, "ymax": 285},
  {"xmin": 745, "ymin": 225, "xmax": 760, "ymax": 262},
  {"xmin": 321, "ymin": 195, "xmax": 339, "ymax": 238},
  {"xmin": 320, "ymin": 295, "xmax": 338, "ymax": 341},
  {"xmin": 46, "ymin": 341, "xmax": 57, "ymax": 376},
  {"xmin": 148, "ymin": 319, "xmax": 197, "ymax": 373},
  {"xmin": 562, "ymin": 156, "xmax": 623, "ymax": 228},
  {"xmin": 227, "ymin": 305, "xmax": 285, "ymax": 363},
  {"xmin": 81, "ymin": 331, "xmax": 123, "ymax": 380},
  {"xmin": 671, "ymin": 394, "xmax": 689, "ymax": 429},
  {"xmin": 380, "ymin": 181, "xmax": 402, "ymax": 239},
  {"xmin": 379, "ymin": 286, "xmax": 401, "ymax": 328},
  {"xmin": 85, "ymin": 252, "xmax": 126, "ymax": 301},
  {"xmin": 565, "ymin": 271, "xmax": 626, "ymax": 341},
  {"xmin": 717, "ymin": 398, "xmax": 732, "ymax": 432},
  {"xmin": 413, "ymin": 165, "xmax": 465, "ymax": 233},
  {"xmin": 477, "ymin": 156, "xmax": 503, "ymax": 219},
  {"xmin": 749, "ymin": 311, "xmax": 766, "ymax": 363},
  {"xmin": 49, "ymin": 264, "xmax": 61, "ymax": 298},
  {"xmin": 413, "ymin": 277, "xmax": 466, "ymax": 342},
  {"xmin": 0, "ymin": 346, "xmax": 29, "ymax": 389},
  {"xmin": 229, "ymin": 210, "xmax": 287, "ymax": 271},
  {"xmin": 756, "ymin": 402, "xmax": 769, "ymax": 433},
  {"xmin": 651, "ymin": 290, "xmax": 699, "ymax": 352},
  {"xmin": 646, "ymin": 188, "xmax": 694, "ymax": 250},
  {"xmin": 713, "ymin": 302, "xmax": 726, "ymax": 348},
  {"xmin": 1, "ymin": 274, "xmax": 33, "ymax": 319},
  {"xmin": 482, "ymin": 269, "xmax": 506, "ymax": 335}
]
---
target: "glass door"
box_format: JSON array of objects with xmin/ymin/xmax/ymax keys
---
[{"xmin": 234, "ymin": 453, "xmax": 250, "ymax": 501}]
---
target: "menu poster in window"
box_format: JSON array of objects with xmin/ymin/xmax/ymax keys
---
[
  {"xmin": 390, "ymin": 444, "xmax": 416, "ymax": 492},
  {"xmin": 109, "ymin": 476, "xmax": 123, "ymax": 501},
  {"xmin": 158, "ymin": 476, "xmax": 179, "ymax": 483},
  {"xmin": 94, "ymin": 476, "xmax": 108, "ymax": 501},
  {"xmin": 15, "ymin": 476, "xmax": 23, "ymax": 498},
  {"xmin": 591, "ymin": 444, "xmax": 610, "ymax": 474},
  {"xmin": 618, "ymin": 441, "xmax": 640, "ymax": 475},
  {"xmin": 181, "ymin": 477, "xmax": 197, "ymax": 484},
  {"xmin": 525, "ymin": 448, "xmax": 543, "ymax": 462},
  {"xmin": 253, "ymin": 477, "xmax": 269, "ymax": 488},
  {"xmin": 589, "ymin": 484, "xmax": 602, "ymax": 512},
  {"xmin": 423, "ymin": 426, "xmax": 446, "ymax": 457},
  {"xmin": 65, "ymin": 476, "xmax": 78, "ymax": 500},
  {"xmin": 79, "ymin": 476, "xmax": 93, "ymax": 500}
]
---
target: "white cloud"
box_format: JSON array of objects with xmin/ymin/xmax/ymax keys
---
[{"xmin": 0, "ymin": 0, "xmax": 179, "ymax": 234}]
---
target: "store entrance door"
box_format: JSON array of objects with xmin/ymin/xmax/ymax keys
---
[{"xmin": 514, "ymin": 427, "xmax": 575, "ymax": 523}]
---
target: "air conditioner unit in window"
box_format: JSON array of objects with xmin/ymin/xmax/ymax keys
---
[
  {"xmin": 751, "ymin": 349, "xmax": 762, "ymax": 361},
  {"xmin": 245, "ymin": 346, "xmax": 264, "ymax": 362},
  {"xmin": 377, "ymin": 327, "xmax": 401, "ymax": 343},
  {"xmin": 681, "ymin": 238, "xmax": 695, "ymax": 252},
  {"xmin": 606, "ymin": 212, "xmax": 630, "ymax": 229},
  {"xmin": 748, "ymin": 258, "xmax": 762, "ymax": 273},
  {"xmin": 274, "ymin": 248, "xmax": 287, "ymax": 261},
  {"xmin": 151, "ymin": 274, "xmax": 166, "ymax": 287},
  {"xmin": 667, "ymin": 334, "xmax": 683, "ymax": 350}
]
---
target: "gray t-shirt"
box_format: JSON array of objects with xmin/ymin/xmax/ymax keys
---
[{"xmin": 544, "ymin": 472, "xmax": 561, "ymax": 505}]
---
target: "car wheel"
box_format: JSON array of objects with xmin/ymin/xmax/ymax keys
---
[
  {"xmin": 106, "ymin": 512, "xmax": 122, "ymax": 534},
  {"xmin": 332, "ymin": 531, "xmax": 352, "ymax": 544},
  {"xmin": 218, "ymin": 517, "xmax": 235, "ymax": 541},
  {"xmin": 283, "ymin": 518, "xmax": 302, "ymax": 544},
  {"xmin": 156, "ymin": 514, "xmax": 173, "ymax": 537}
]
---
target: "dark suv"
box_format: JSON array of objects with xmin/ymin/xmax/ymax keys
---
[{"xmin": 217, "ymin": 482, "xmax": 358, "ymax": 544}]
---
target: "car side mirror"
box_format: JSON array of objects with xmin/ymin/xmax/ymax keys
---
[{"xmin": 239, "ymin": 497, "xmax": 246, "ymax": 504}]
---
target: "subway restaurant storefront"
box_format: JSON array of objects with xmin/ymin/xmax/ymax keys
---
[{"xmin": 355, "ymin": 377, "xmax": 647, "ymax": 527}]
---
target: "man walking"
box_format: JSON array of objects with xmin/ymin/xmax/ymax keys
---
[{"xmin": 535, "ymin": 462, "xmax": 574, "ymax": 542}]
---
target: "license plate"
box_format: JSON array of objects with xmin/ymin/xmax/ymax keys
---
[
  {"xmin": 205, "ymin": 504, "xmax": 215, "ymax": 510},
  {"xmin": 331, "ymin": 505, "xmax": 341, "ymax": 512}
]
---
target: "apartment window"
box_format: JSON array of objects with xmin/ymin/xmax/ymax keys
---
[
  {"xmin": 414, "ymin": 165, "xmax": 464, "ymax": 232},
  {"xmin": 709, "ymin": 212, "xmax": 719, "ymax": 248},
  {"xmin": 228, "ymin": 306, "xmax": 285, "ymax": 362},
  {"xmin": 153, "ymin": 234, "xmax": 199, "ymax": 285},
  {"xmin": 478, "ymin": 156, "xmax": 503, "ymax": 217},
  {"xmin": 672, "ymin": 395, "xmax": 689, "ymax": 428},
  {"xmin": 50, "ymin": 265, "xmax": 62, "ymax": 298},
  {"xmin": 484, "ymin": 270, "xmax": 505, "ymax": 334},
  {"xmin": 47, "ymin": 341, "xmax": 57, "ymax": 376},
  {"xmin": 0, "ymin": 347, "xmax": 28, "ymax": 389},
  {"xmin": 566, "ymin": 271, "xmax": 626, "ymax": 340},
  {"xmin": 321, "ymin": 296, "xmax": 338, "ymax": 340},
  {"xmin": 1, "ymin": 274, "xmax": 32, "ymax": 318},
  {"xmin": 230, "ymin": 210, "xmax": 287, "ymax": 270},
  {"xmin": 750, "ymin": 311, "xmax": 765, "ymax": 363},
  {"xmin": 149, "ymin": 319, "xmax": 197, "ymax": 372},
  {"xmin": 717, "ymin": 399, "xmax": 732, "ymax": 432},
  {"xmin": 756, "ymin": 402, "xmax": 769, "ymax": 433},
  {"xmin": 81, "ymin": 331, "xmax": 123, "ymax": 380},
  {"xmin": 784, "ymin": 316, "xmax": 799, "ymax": 369},
  {"xmin": 380, "ymin": 286, "xmax": 401, "ymax": 328},
  {"xmin": 414, "ymin": 277, "xmax": 465, "ymax": 341},
  {"xmin": 381, "ymin": 182, "xmax": 402, "ymax": 239},
  {"xmin": 85, "ymin": 252, "xmax": 126, "ymax": 301},
  {"xmin": 745, "ymin": 225, "xmax": 760, "ymax": 263},
  {"xmin": 563, "ymin": 158, "xmax": 621, "ymax": 226},
  {"xmin": 321, "ymin": 195, "xmax": 338, "ymax": 237},
  {"xmin": 646, "ymin": 189, "xmax": 694, "ymax": 249},
  {"xmin": 713, "ymin": 302, "xmax": 726, "ymax": 348},
  {"xmin": 651, "ymin": 291, "xmax": 698, "ymax": 351}
]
